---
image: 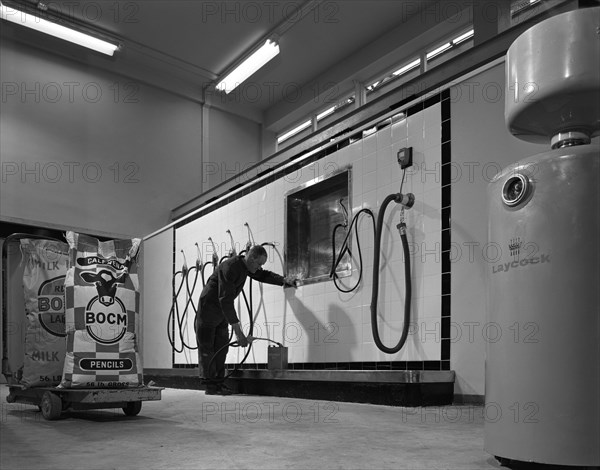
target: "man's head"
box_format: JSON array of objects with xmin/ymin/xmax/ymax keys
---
[{"xmin": 245, "ymin": 245, "xmax": 268, "ymax": 273}]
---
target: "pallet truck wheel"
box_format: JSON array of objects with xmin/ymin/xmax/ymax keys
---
[
  {"xmin": 123, "ymin": 401, "xmax": 142, "ymax": 416},
  {"xmin": 40, "ymin": 392, "xmax": 62, "ymax": 420}
]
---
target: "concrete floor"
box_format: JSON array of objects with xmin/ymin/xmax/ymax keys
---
[{"xmin": 0, "ymin": 384, "xmax": 503, "ymax": 470}]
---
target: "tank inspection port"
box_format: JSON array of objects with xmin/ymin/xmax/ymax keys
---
[{"xmin": 502, "ymin": 174, "xmax": 530, "ymax": 207}]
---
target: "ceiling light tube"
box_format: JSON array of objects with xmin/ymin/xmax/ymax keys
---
[
  {"xmin": 317, "ymin": 106, "xmax": 336, "ymax": 121},
  {"xmin": 216, "ymin": 39, "xmax": 280, "ymax": 94},
  {"xmin": 0, "ymin": 3, "xmax": 119, "ymax": 56},
  {"xmin": 393, "ymin": 58, "xmax": 421, "ymax": 76},
  {"xmin": 277, "ymin": 119, "xmax": 311, "ymax": 144},
  {"xmin": 452, "ymin": 29, "xmax": 474, "ymax": 45},
  {"xmin": 426, "ymin": 42, "xmax": 452, "ymax": 60}
]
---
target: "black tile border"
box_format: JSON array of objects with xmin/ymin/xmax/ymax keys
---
[
  {"xmin": 442, "ymin": 116, "xmax": 451, "ymax": 142},
  {"xmin": 442, "ymin": 295, "xmax": 451, "ymax": 318},
  {"xmin": 440, "ymin": 88, "xmax": 451, "ymax": 370},
  {"xmin": 442, "ymin": 141, "xmax": 451, "ymax": 165},
  {"xmin": 441, "ymin": 339, "xmax": 451, "ymax": 361},
  {"xmin": 442, "ymin": 251, "xmax": 451, "ymax": 274},
  {"xmin": 172, "ymin": 360, "xmax": 450, "ymax": 371},
  {"xmin": 441, "ymin": 185, "xmax": 451, "ymax": 208},
  {"xmin": 441, "ymin": 228, "xmax": 451, "ymax": 248},
  {"xmin": 424, "ymin": 93, "xmax": 441, "ymax": 110},
  {"xmin": 171, "ymin": 228, "xmax": 176, "ymax": 367},
  {"xmin": 441, "ymin": 95, "xmax": 451, "ymax": 122},
  {"xmin": 442, "ymin": 273, "xmax": 451, "ymax": 296},
  {"xmin": 174, "ymin": 89, "xmax": 452, "ymax": 372},
  {"xmin": 441, "ymin": 162, "xmax": 452, "ymax": 184},
  {"xmin": 441, "ymin": 317, "xmax": 451, "ymax": 339},
  {"xmin": 442, "ymin": 207, "xmax": 451, "ymax": 230},
  {"xmin": 172, "ymin": 358, "xmax": 452, "ymax": 372},
  {"xmin": 406, "ymin": 100, "xmax": 424, "ymax": 116}
]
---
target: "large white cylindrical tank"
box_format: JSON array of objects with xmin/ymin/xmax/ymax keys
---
[
  {"xmin": 485, "ymin": 145, "xmax": 600, "ymax": 466},
  {"xmin": 505, "ymin": 8, "xmax": 600, "ymax": 144}
]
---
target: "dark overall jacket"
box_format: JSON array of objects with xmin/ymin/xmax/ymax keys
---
[{"xmin": 199, "ymin": 255, "xmax": 285, "ymax": 324}]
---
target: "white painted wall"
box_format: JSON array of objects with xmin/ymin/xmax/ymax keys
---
[
  {"xmin": 0, "ymin": 39, "xmax": 262, "ymax": 237},
  {"xmin": 449, "ymin": 62, "xmax": 547, "ymax": 397},
  {"xmin": 205, "ymin": 107, "xmax": 263, "ymax": 192},
  {"xmin": 139, "ymin": 228, "xmax": 174, "ymax": 369}
]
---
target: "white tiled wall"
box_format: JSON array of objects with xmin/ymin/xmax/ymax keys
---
[{"xmin": 174, "ymin": 103, "xmax": 442, "ymax": 367}]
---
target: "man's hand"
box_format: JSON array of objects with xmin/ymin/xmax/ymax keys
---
[
  {"xmin": 283, "ymin": 276, "xmax": 298, "ymax": 288},
  {"xmin": 236, "ymin": 334, "xmax": 249, "ymax": 347},
  {"xmin": 232, "ymin": 322, "xmax": 250, "ymax": 347},
  {"xmin": 239, "ymin": 335, "xmax": 254, "ymax": 347}
]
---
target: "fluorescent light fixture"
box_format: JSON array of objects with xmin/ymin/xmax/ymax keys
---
[
  {"xmin": 0, "ymin": 3, "xmax": 119, "ymax": 56},
  {"xmin": 317, "ymin": 106, "xmax": 336, "ymax": 121},
  {"xmin": 426, "ymin": 42, "xmax": 452, "ymax": 60},
  {"xmin": 393, "ymin": 58, "xmax": 421, "ymax": 76},
  {"xmin": 452, "ymin": 29, "xmax": 474, "ymax": 45},
  {"xmin": 216, "ymin": 39, "xmax": 280, "ymax": 94},
  {"xmin": 277, "ymin": 120, "xmax": 311, "ymax": 144}
]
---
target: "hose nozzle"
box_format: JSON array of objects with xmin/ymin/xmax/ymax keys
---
[
  {"xmin": 394, "ymin": 192, "xmax": 415, "ymax": 208},
  {"xmin": 396, "ymin": 222, "xmax": 407, "ymax": 236}
]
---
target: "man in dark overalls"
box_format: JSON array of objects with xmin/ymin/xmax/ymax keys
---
[{"xmin": 196, "ymin": 244, "xmax": 295, "ymax": 395}]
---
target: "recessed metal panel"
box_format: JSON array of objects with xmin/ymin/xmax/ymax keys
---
[{"xmin": 285, "ymin": 167, "xmax": 352, "ymax": 285}]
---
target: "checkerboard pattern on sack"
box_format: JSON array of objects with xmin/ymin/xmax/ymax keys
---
[{"xmin": 60, "ymin": 232, "xmax": 143, "ymax": 388}]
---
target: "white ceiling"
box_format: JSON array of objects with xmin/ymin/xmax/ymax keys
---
[{"xmin": 1, "ymin": 0, "xmax": 456, "ymax": 130}]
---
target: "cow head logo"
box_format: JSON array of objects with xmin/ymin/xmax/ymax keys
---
[
  {"xmin": 80, "ymin": 269, "xmax": 127, "ymax": 307},
  {"xmin": 79, "ymin": 269, "xmax": 128, "ymax": 344}
]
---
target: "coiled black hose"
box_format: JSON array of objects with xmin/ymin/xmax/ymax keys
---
[
  {"xmin": 167, "ymin": 253, "xmax": 201, "ymax": 352},
  {"xmin": 330, "ymin": 208, "xmax": 376, "ymax": 292},
  {"xmin": 370, "ymin": 194, "xmax": 412, "ymax": 354},
  {"xmin": 329, "ymin": 193, "xmax": 412, "ymax": 353}
]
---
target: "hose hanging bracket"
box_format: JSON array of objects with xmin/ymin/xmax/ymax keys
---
[
  {"xmin": 194, "ymin": 242, "xmax": 202, "ymax": 270},
  {"xmin": 226, "ymin": 229, "xmax": 236, "ymax": 257},
  {"xmin": 244, "ymin": 222, "xmax": 253, "ymax": 253},
  {"xmin": 393, "ymin": 192, "xmax": 415, "ymax": 209},
  {"xmin": 180, "ymin": 250, "xmax": 188, "ymax": 275},
  {"xmin": 208, "ymin": 237, "xmax": 219, "ymax": 266}
]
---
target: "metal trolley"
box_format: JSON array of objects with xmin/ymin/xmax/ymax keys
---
[
  {"xmin": 2, "ymin": 233, "xmax": 162, "ymax": 420},
  {"xmin": 6, "ymin": 383, "xmax": 163, "ymax": 420}
]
